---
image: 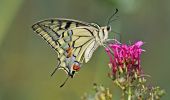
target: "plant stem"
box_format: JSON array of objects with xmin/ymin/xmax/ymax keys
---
[{"xmin": 128, "ymin": 86, "xmax": 132, "ymax": 100}]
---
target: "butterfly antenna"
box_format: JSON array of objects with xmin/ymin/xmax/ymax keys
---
[
  {"xmin": 51, "ymin": 59, "xmax": 61, "ymax": 76},
  {"xmin": 107, "ymin": 8, "xmax": 118, "ymax": 26},
  {"xmin": 108, "ymin": 17, "xmax": 119, "ymax": 25},
  {"xmin": 60, "ymin": 75, "xmax": 70, "ymax": 88}
]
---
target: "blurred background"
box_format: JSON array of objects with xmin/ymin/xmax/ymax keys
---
[{"xmin": 0, "ymin": 0, "xmax": 169, "ymax": 100}]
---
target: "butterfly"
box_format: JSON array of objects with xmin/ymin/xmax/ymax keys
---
[{"xmin": 32, "ymin": 9, "xmax": 119, "ymax": 87}]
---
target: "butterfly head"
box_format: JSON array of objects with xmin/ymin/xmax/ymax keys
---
[{"xmin": 98, "ymin": 26, "xmax": 111, "ymax": 45}]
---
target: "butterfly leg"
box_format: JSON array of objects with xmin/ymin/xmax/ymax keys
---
[
  {"xmin": 103, "ymin": 43, "xmax": 114, "ymax": 55},
  {"xmin": 105, "ymin": 39, "xmax": 121, "ymax": 44},
  {"xmin": 51, "ymin": 58, "xmax": 61, "ymax": 76}
]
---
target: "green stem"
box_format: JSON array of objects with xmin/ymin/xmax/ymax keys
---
[
  {"xmin": 114, "ymin": 80, "xmax": 125, "ymax": 90},
  {"xmin": 128, "ymin": 86, "xmax": 132, "ymax": 100}
]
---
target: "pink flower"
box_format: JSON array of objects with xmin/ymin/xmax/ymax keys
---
[{"xmin": 106, "ymin": 41, "xmax": 144, "ymax": 78}]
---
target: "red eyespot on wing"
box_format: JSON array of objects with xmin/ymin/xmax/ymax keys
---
[{"xmin": 73, "ymin": 64, "xmax": 80, "ymax": 71}]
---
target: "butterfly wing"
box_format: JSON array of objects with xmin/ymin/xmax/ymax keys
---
[
  {"xmin": 32, "ymin": 18, "xmax": 92, "ymax": 51},
  {"xmin": 32, "ymin": 19, "xmax": 99, "ymax": 77}
]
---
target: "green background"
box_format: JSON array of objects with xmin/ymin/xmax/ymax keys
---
[{"xmin": 0, "ymin": 0, "xmax": 169, "ymax": 100}]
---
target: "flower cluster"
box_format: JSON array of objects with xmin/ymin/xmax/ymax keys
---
[
  {"xmin": 105, "ymin": 41, "xmax": 165, "ymax": 99},
  {"xmin": 105, "ymin": 41, "xmax": 144, "ymax": 80}
]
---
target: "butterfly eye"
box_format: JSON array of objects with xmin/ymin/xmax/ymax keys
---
[{"xmin": 107, "ymin": 26, "xmax": 111, "ymax": 31}]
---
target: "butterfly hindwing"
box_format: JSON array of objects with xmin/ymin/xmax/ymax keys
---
[{"xmin": 55, "ymin": 27, "xmax": 97, "ymax": 76}]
